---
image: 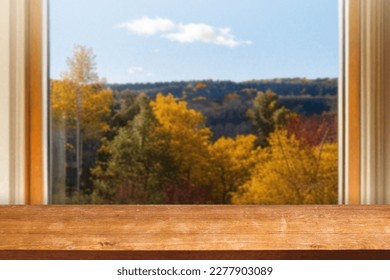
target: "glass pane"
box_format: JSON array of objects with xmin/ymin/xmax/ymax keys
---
[{"xmin": 49, "ymin": 0, "xmax": 339, "ymax": 204}]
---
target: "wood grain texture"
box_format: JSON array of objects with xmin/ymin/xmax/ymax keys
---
[
  {"xmin": 26, "ymin": 0, "xmax": 44, "ymax": 205},
  {"xmin": 0, "ymin": 205, "xmax": 389, "ymax": 259},
  {"xmin": 347, "ymin": 0, "xmax": 361, "ymax": 204}
]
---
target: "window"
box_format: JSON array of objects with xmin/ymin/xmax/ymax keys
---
[
  {"xmin": 7, "ymin": 1, "xmax": 386, "ymax": 203},
  {"xmin": 49, "ymin": 0, "xmax": 340, "ymax": 205},
  {"xmin": 0, "ymin": 0, "xmax": 389, "ymax": 259}
]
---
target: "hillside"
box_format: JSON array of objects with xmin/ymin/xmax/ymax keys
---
[{"xmin": 108, "ymin": 78, "xmax": 337, "ymax": 139}]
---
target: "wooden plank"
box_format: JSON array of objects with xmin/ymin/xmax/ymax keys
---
[
  {"xmin": 384, "ymin": 0, "xmax": 390, "ymax": 203},
  {"xmin": 0, "ymin": 206, "xmax": 388, "ymax": 258},
  {"xmin": 347, "ymin": 0, "xmax": 361, "ymax": 204},
  {"xmin": 26, "ymin": 0, "xmax": 44, "ymax": 204}
]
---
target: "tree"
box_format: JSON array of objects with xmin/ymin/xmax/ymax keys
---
[
  {"xmin": 209, "ymin": 134, "xmax": 258, "ymax": 203},
  {"xmin": 92, "ymin": 93, "xmax": 214, "ymax": 204},
  {"xmin": 51, "ymin": 81, "xmax": 113, "ymax": 133},
  {"xmin": 62, "ymin": 45, "xmax": 99, "ymax": 84},
  {"xmin": 246, "ymin": 90, "xmax": 290, "ymax": 147},
  {"xmin": 231, "ymin": 129, "xmax": 338, "ymax": 204},
  {"xmin": 150, "ymin": 93, "xmax": 213, "ymax": 202},
  {"xmin": 91, "ymin": 95, "xmax": 171, "ymax": 203},
  {"xmin": 51, "ymin": 45, "xmax": 113, "ymax": 196},
  {"xmin": 111, "ymin": 90, "xmax": 144, "ymax": 130},
  {"xmin": 285, "ymin": 112, "xmax": 337, "ymax": 147}
]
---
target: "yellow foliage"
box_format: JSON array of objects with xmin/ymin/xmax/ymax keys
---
[
  {"xmin": 51, "ymin": 79, "xmax": 77, "ymax": 119},
  {"xmin": 231, "ymin": 129, "xmax": 338, "ymax": 204},
  {"xmin": 150, "ymin": 93, "xmax": 212, "ymax": 184},
  {"xmin": 51, "ymin": 80, "xmax": 113, "ymax": 138},
  {"xmin": 209, "ymin": 134, "xmax": 259, "ymax": 203}
]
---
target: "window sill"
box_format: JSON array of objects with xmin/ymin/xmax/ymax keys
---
[{"xmin": 0, "ymin": 205, "xmax": 389, "ymax": 259}]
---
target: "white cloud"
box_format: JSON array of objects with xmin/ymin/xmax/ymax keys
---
[
  {"xmin": 128, "ymin": 66, "xmax": 144, "ymax": 74},
  {"xmin": 163, "ymin": 23, "xmax": 251, "ymax": 48},
  {"xmin": 118, "ymin": 17, "xmax": 251, "ymax": 48},
  {"xmin": 117, "ymin": 17, "xmax": 175, "ymax": 35}
]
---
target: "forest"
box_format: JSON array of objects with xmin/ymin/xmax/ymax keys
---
[{"xmin": 50, "ymin": 46, "xmax": 338, "ymax": 204}]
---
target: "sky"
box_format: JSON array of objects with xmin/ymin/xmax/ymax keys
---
[{"xmin": 50, "ymin": 0, "xmax": 339, "ymax": 84}]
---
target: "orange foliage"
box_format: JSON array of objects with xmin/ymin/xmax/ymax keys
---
[
  {"xmin": 285, "ymin": 113, "xmax": 337, "ymax": 147},
  {"xmin": 195, "ymin": 82, "xmax": 207, "ymax": 90}
]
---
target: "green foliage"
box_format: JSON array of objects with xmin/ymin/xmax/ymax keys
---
[
  {"xmin": 91, "ymin": 95, "xmax": 171, "ymax": 204},
  {"xmin": 246, "ymin": 90, "xmax": 290, "ymax": 147}
]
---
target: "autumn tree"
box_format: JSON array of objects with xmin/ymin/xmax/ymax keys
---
[
  {"xmin": 92, "ymin": 93, "xmax": 214, "ymax": 204},
  {"xmin": 51, "ymin": 45, "xmax": 113, "ymax": 197},
  {"xmin": 231, "ymin": 129, "xmax": 338, "ymax": 204},
  {"xmin": 285, "ymin": 112, "xmax": 337, "ymax": 147},
  {"xmin": 150, "ymin": 93, "xmax": 213, "ymax": 202},
  {"xmin": 209, "ymin": 134, "xmax": 259, "ymax": 203},
  {"xmin": 51, "ymin": 81, "xmax": 112, "ymax": 134},
  {"xmin": 247, "ymin": 90, "xmax": 290, "ymax": 147}
]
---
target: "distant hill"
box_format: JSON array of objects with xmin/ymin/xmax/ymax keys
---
[
  {"xmin": 108, "ymin": 78, "xmax": 337, "ymax": 139},
  {"xmin": 108, "ymin": 77, "xmax": 337, "ymax": 101}
]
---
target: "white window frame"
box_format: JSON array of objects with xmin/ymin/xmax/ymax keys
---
[
  {"xmin": 0, "ymin": 0, "xmax": 12, "ymax": 204},
  {"xmin": 359, "ymin": 0, "xmax": 390, "ymax": 203},
  {"xmin": 0, "ymin": 0, "xmax": 28, "ymax": 204}
]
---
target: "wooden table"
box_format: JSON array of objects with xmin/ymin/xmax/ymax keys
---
[{"xmin": 0, "ymin": 205, "xmax": 389, "ymax": 259}]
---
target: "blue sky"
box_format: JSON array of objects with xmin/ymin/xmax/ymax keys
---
[{"xmin": 50, "ymin": 0, "xmax": 339, "ymax": 83}]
